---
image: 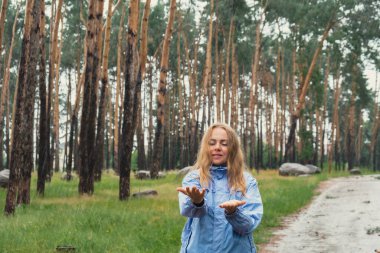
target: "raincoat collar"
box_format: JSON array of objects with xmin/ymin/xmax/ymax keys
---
[{"xmin": 210, "ymin": 164, "xmax": 227, "ymax": 180}]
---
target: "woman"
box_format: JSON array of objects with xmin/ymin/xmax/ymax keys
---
[{"xmin": 177, "ymin": 123, "xmax": 263, "ymax": 253}]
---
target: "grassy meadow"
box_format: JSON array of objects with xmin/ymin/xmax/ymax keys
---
[{"xmin": 0, "ymin": 168, "xmax": 354, "ymax": 252}]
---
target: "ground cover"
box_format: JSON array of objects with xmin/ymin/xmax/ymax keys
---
[{"xmin": 0, "ymin": 168, "xmax": 353, "ymax": 253}]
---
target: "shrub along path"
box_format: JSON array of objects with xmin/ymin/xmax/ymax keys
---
[{"xmin": 260, "ymin": 174, "xmax": 380, "ymax": 253}]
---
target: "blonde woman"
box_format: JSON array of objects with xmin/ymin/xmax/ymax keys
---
[{"xmin": 177, "ymin": 123, "xmax": 263, "ymax": 253}]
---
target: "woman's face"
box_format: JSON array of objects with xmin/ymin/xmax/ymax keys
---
[{"xmin": 208, "ymin": 127, "xmax": 229, "ymax": 165}]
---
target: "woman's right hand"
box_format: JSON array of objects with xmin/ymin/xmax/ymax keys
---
[{"xmin": 177, "ymin": 186, "xmax": 206, "ymax": 205}]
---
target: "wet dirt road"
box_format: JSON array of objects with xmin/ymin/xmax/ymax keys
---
[{"xmin": 259, "ymin": 174, "xmax": 380, "ymax": 253}]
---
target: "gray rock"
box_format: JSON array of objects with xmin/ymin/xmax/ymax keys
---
[
  {"xmin": 132, "ymin": 190, "xmax": 158, "ymax": 198},
  {"xmin": 135, "ymin": 170, "xmax": 151, "ymax": 179},
  {"xmin": 349, "ymin": 168, "xmax": 361, "ymax": 175},
  {"xmin": 305, "ymin": 164, "xmax": 322, "ymax": 174},
  {"xmin": 135, "ymin": 170, "xmax": 167, "ymax": 179},
  {"xmin": 279, "ymin": 163, "xmax": 319, "ymax": 176},
  {"xmin": 158, "ymin": 171, "xmax": 166, "ymax": 178},
  {"xmin": 56, "ymin": 245, "xmax": 76, "ymax": 252},
  {"xmin": 0, "ymin": 169, "xmax": 9, "ymax": 188}
]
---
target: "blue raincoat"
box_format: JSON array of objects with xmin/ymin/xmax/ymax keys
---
[{"xmin": 178, "ymin": 165, "xmax": 263, "ymax": 253}]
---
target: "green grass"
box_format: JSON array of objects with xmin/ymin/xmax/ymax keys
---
[{"xmin": 0, "ymin": 168, "xmax": 367, "ymax": 252}]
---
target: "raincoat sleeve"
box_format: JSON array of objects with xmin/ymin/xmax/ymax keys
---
[
  {"xmin": 225, "ymin": 174, "xmax": 263, "ymax": 235},
  {"xmin": 178, "ymin": 171, "xmax": 208, "ymax": 218}
]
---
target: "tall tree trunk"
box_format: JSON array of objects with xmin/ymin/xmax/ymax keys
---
[
  {"xmin": 164, "ymin": 92, "xmax": 170, "ymax": 169},
  {"xmin": 335, "ymin": 103, "xmax": 342, "ymax": 170},
  {"xmin": 315, "ymin": 102, "xmax": 321, "ymax": 164},
  {"xmin": 18, "ymin": 0, "xmax": 42, "ymax": 205},
  {"xmin": 0, "ymin": 7, "xmax": 19, "ymax": 170},
  {"xmin": 171, "ymin": 91, "xmax": 178, "ymax": 169},
  {"xmin": 113, "ymin": 3, "xmax": 125, "ymax": 173},
  {"xmin": 0, "ymin": 0, "xmax": 8, "ymax": 78},
  {"xmin": 215, "ymin": 15, "xmax": 221, "ymax": 122},
  {"xmin": 46, "ymin": 0, "xmax": 54, "ymax": 181},
  {"xmin": 320, "ymin": 53, "xmax": 330, "ymax": 169},
  {"xmin": 182, "ymin": 31, "xmax": 199, "ymax": 163},
  {"xmin": 53, "ymin": 36, "xmax": 62, "ymax": 173},
  {"xmin": 280, "ymin": 69, "xmax": 287, "ymax": 165},
  {"xmin": 106, "ymin": 96, "xmax": 113, "ymax": 170},
  {"xmin": 355, "ymin": 111, "xmax": 363, "ymax": 165},
  {"xmin": 94, "ymin": 0, "xmax": 119, "ymax": 181},
  {"xmin": 79, "ymin": 0, "xmax": 102, "ymax": 195},
  {"xmin": 136, "ymin": 0, "xmax": 151, "ymax": 171},
  {"xmin": 257, "ymin": 86, "xmax": 263, "ymax": 169},
  {"xmin": 183, "ymin": 92, "xmax": 190, "ymax": 166},
  {"xmin": 241, "ymin": 77, "xmax": 249, "ymax": 161},
  {"xmin": 5, "ymin": 0, "xmax": 41, "ymax": 215},
  {"xmin": 0, "ymin": 0, "xmax": 8, "ymax": 63},
  {"xmin": 249, "ymin": 8, "xmax": 265, "ymax": 170},
  {"xmin": 224, "ymin": 18, "xmax": 233, "ymax": 124},
  {"xmin": 67, "ymin": 35, "xmax": 85, "ymax": 179},
  {"xmin": 89, "ymin": 0, "xmax": 105, "ymax": 181},
  {"xmin": 176, "ymin": 20, "xmax": 185, "ymax": 168},
  {"xmin": 119, "ymin": 0, "xmax": 140, "ymax": 200},
  {"xmin": 265, "ymin": 84, "xmax": 272, "ymax": 167},
  {"xmin": 346, "ymin": 56, "xmax": 362, "ymax": 171},
  {"xmin": 63, "ymin": 70, "xmax": 72, "ymax": 172},
  {"xmin": 328, "ymin": 73, "xmax": 340, "ymax": 173},
  {"xmin": 274, "ymin": 46, "xmax": 281, "ymax": 165},
  {"xmin": 5, "ymin": 89, "xmax": 10, "ymax": 169},
  {"xmin": 147, "ymin": 63, "xmax": 154, "ymax": 165},
  {"xmin": 285, "ymin": 49, "xmax": 297, "ymax": 164},
  {"xmin": 231, "ymin": 43, "xmax": 238, "ymax": 130},
  {"xmin": 284, "ymin": 20, "xmax": 335, "ymax": 162},
  {"xmin": 150, "ymin": 0, "xmax": 176, "ymax": 178},
  {"xmin": 201, "ymin": 0, "xmax": 214, "ymax": 135},
  {"xmin": 48, "ymin": 0, "xmax": 64, "ymax": 177},
  {"xmin": 370, "ymin": 72, "xmax": 379, "ymax": 171},
  {"xmin": 347, "ymin": 76, "xmax": 357, "ymax": 171},
  {"xmin": 37, "ymin": 0, "xmax": 48, "ymax": 194}
]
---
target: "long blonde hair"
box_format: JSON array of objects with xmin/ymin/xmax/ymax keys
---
[{"xmin": 194, "ymin": 123, "xmax": 247, "ymax": 194}]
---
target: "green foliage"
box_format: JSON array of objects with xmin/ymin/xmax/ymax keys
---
[
  {"xmin": 298, "ymin": 127, "xmax": 314, "ymax": 163},
  {"xmin": 309, "ymin": 68, "xmax": 325, "ymax": 109},
  {"xmin": 61, "ymin": 0, "xmax": 85, "ymax": 70},
  {"xmin": 147, "ymin": 2, "xmax": 166, "ymax": 57}
]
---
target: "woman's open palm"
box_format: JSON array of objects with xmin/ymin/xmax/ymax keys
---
[
  {"xmin": 219, "ymin": 200, "xmax": 246, "ymax": 214},
  {"xmin": 177, "ymin": 186, "xmax": 206, "ymax": 205}
]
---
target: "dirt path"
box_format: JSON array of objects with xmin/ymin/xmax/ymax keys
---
[{"xmin": 259, "ymin": 174, "xmax": 380, "ymax": 253}]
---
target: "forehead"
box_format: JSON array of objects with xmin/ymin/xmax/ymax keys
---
[{"xmin": 210, "ymin": 127, "xmax": 228, "ymax": 140}]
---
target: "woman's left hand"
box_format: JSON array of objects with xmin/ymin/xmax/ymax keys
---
[{"xmin": 219, "ymin": 200, "xmax": 246, "ymax": 215}]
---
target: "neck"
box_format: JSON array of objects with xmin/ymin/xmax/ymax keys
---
[{"xmin": 212, "ymin": 162, "xmax": 227, "ymax": 167}]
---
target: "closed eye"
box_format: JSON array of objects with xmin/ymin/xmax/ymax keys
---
[
  {"xmin": 208, "ymin": 139, "xmax": 228, "ymax": 146},
  {"xmin": 208, "ymin": 140, "xmax": 216, "ymax": 145}
]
